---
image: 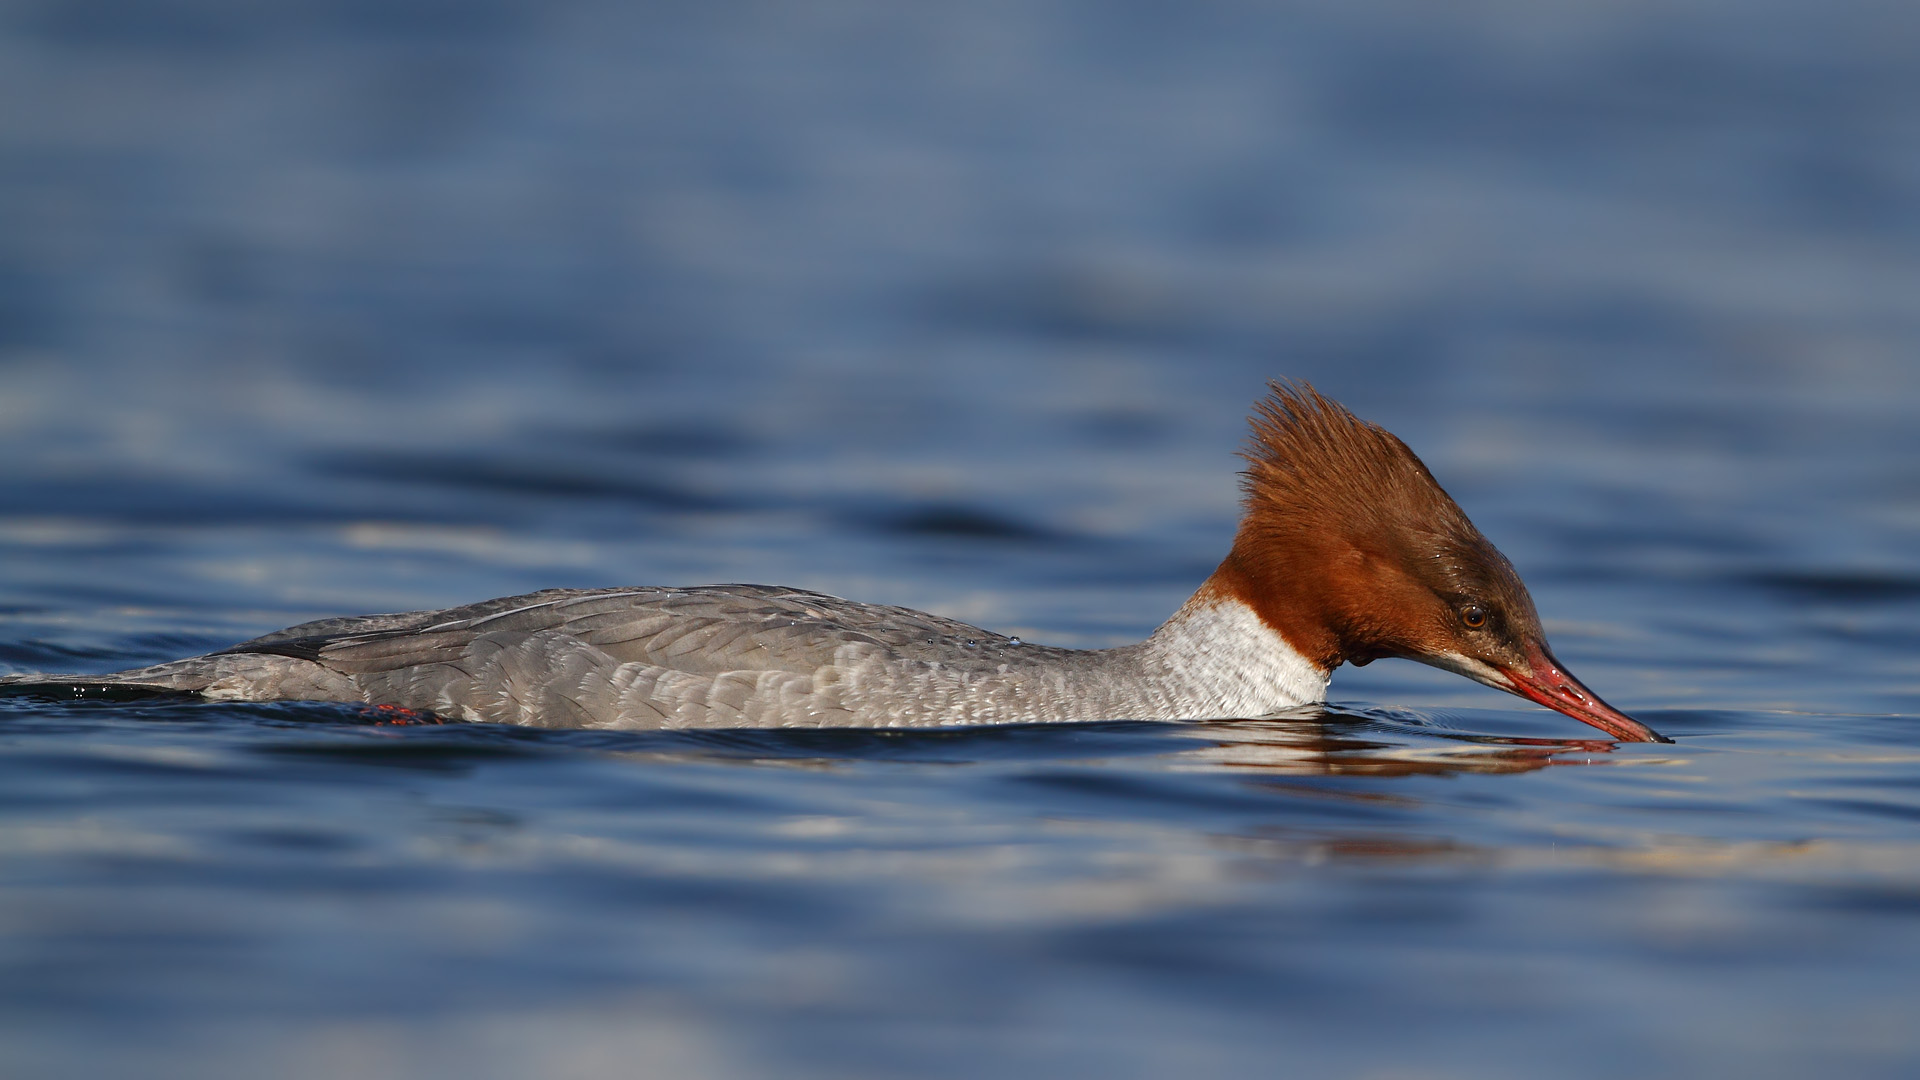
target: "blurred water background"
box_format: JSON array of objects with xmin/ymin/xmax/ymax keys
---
[{"xmin": 2, "ymin": 1, "xmax": 1918, "ymax": 1077}]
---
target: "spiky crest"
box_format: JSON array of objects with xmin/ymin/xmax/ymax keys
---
[{"xmin": 1204, "ymin": 381, "xmax": 1538, "ymax": 672}]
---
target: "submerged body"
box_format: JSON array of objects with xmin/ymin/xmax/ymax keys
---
[{"xmin": 0, "ymin": 385, "xmax": 1668, "ymax": 742}]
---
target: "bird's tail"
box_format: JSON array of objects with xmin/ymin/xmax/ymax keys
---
[{"xmin": 0, "ymin": 660, "xmax": 224, "ymax": 699}]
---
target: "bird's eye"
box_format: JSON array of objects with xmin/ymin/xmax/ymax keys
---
[{"xmin": 1460, "ymin": 605, "xmax": 1488, "ymax": 629}]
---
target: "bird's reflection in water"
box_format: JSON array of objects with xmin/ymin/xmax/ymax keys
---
[
  {"xmin": 1166, "ymin": 709, "xmax": 1639, "ymax": 867},
  {"xmin": 1170, "ymin": 708, "xmax": 1627, "ymax": 778}
]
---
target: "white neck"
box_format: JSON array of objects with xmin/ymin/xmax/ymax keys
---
[{"xmin": 1115, "ymin": 593, "xmax": 1330, "ymax": 718}]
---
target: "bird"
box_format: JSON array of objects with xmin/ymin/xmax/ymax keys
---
[{"xmin": 0, "ymin": 383, "xmax": 1669, "ymax": 742}]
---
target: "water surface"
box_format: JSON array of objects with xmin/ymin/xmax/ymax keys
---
[{"xmin": 3, "ymin": 2, "xmax": 1919, "ymax": 1077}]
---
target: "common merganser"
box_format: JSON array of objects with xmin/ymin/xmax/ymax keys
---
[{"xmin": 0, "ymin": 384, "xmax": 1669, "ymax": 742}]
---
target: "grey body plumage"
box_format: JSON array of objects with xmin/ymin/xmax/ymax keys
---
[{"xmin": 2, "ymin": 585, "xmax": 1324, "ymax": 729}]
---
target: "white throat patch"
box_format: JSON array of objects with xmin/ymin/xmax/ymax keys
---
[{"xmin": 1145, "ymin": 597, "xmax": 1330, "ymax": 717}]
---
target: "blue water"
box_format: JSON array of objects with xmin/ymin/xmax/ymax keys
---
[{"xmin": 4, "ymin": 2, "xmax": 1920, "ymax": 1076}]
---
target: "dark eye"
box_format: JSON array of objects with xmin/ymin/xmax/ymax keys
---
[{"xmin": 1460, "ymin": 605, "xmax": 1487, "ymax": 629}]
